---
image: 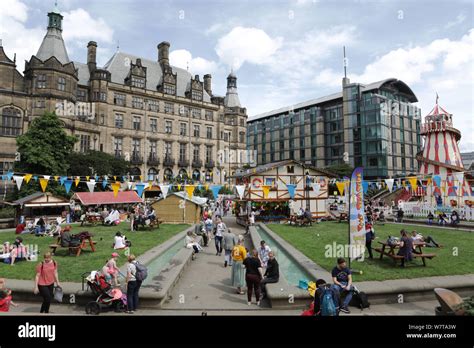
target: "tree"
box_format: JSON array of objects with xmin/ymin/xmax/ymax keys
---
[
  {"xmin": 324, "ymin": 163, "xmax": 354, "ymax": 178},
  {"xmin": 67, "ymin": 151, "xmax": 131, "ymax": 177},
  {"xmin": 15, "ymin": 112, "xmax": 77, "ymax": 175}
]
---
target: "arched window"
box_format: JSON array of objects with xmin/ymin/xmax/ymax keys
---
[
  {"xmin": 192, "ymin": 169, "xmax": 200, "ymax": 181},
  {"xmin": 130, "ymin": 167, "xmax": 141, "ymax": 176},
  {"xmin": 205, "ymin": 170, "xmax": 213, "ymax": 182},
  {"xmin": 147, "ymin": 168, "xmax": 158, "ymax": 181},
  {"xmin": 164, "ymin": 168, "xmax": 173, "ymax": 181},
  {"xmin": 178, "ymin": 168, "xmax": 188, "ymax": 179},
  {"xmin": 1, "ymin": 107, "xmax": 22, "ymax": 136}
]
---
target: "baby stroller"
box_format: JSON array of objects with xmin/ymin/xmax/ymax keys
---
[{"xmin": 85, "ymin": 271, "xmax": 127, "ymax": 315}]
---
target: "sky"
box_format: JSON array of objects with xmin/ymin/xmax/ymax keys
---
[{"xmin": 1, "ymin": 0, "xmax": 473, "ymax": 151}]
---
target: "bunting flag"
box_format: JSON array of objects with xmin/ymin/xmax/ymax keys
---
[
  {"xmin": 24, "ymin": 174, "xmax": 32, "ymax": 184},
  {"xmin": 160, "ymin": 184, "xmax": 170, "ymax": 199},
  {"xmin": 384, "ymin": 178, "xmax": 394, "ymax": 192},
  {"xmin": 13, "ymin": 175, "xmax": 24, "ymax": 190},
  {"xmin": 235, "ymin": 185, "xmax": 246, "ymax": 200},
  {"xmin": 262, "ymin": 185, "xmax": 271, "ymax": 198},
  {"xmin": 113, "ymin": 176, "xmax": 117, "ymax": 181},
  {"xmin": 54, "ymin": 176, "xmax": 59, "ymax": 182},
  {"xmin": 426, "ymin": 178, "xmax": 432, "ymax": 186},
  {"xmin": 433, "ymin": 175, "xmax": 441, "ymax": 187},
  {"xmin": 86, "ymin": 176, "xmax": 90, "ymax": 181},
  {"xmin": 6, "ymin": 171, "xmax": 13, "ymax": 180},
  {"xmin": 286, "ymin": 184, "xmax": 297, "ymax": 199},
  {"xmin": 64, "ymin": 179, "xmax": 73, "ymax": 194},
  {"xmin": 39, "ymin": 178, "xmax": 48, "ymax": 192},
  {"xmin": 204, "ymin": 184, "xmax": 209, "ymax": 191},
  {"xmin": 135, "ymin": 183, "xmax": 146, "ymax": 197},
  {"xmin": 94, "ymin": 175, "xmax": 99, "ymax": 182},
  {"xmin": 111, "ymin": 182, "xmax": 121, "ymax": 197},
  {"xmin": 362, "ymin": 181, "xmax": 369, "ymax": 194},
  {"xmin": 185, "ymin": 185, "xmax": 195, "ymax": 198},
  {"xmin": 210, "ymin": 185, "xmax": 222, "ymax": 199},
  {"xmin": 127, "ymin": 181, "xmax": 133, "ymax": 190},
  {"xmin": 102, "ymin": 178, "xmax": 108, "ymax": 189},
  {"xmin": 60, "ymin": 176, "xmax": 67, "ymax": 186},
  {"xmin": 448, "ymin": 187, "xmax": 457, "ymax": 197},
  {"xmin": 408, "ymin": 177, "xmax": 418, "ymax": 191},
  {"xmin": 43, "ymin": 175, "xmax": 50, "ymax": 181},
  {"xmin": 33, "ymin": 176, "xmax": 38, "ymax": 181},
  {"xmin": 177, "ymin": 184, "xmax": 182, "ymax": 191},
  {"xmin": 74, "ymin": 177, "xmax": 80, "ymax": 187},
  {"xmin": 336, "ymin": 181, "xmax": 345, "ymax": 195},
  {"xmin": 122, "ymin": 176, "xmax": 127, "ymax": 183},
  {"xmin": 311, "ymin": 183, "xmax": 320, "ymax": 195},
  {"xmin": 86, "ymin": 181, "xmax": 96, "ymax": 193}
]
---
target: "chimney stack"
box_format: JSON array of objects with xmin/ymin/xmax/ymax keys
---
[
  {"xmin": 158, "ymin": 41, "xmax": 170, "ymax": 66},
  {"xmin": 87, "ymin": 41, "xmax": 97, "ymax": 72},
  {"xmin": 204, "ymin": 74, "xmax": 212, "ymax": 96}
]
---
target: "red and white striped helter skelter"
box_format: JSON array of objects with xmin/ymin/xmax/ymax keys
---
[{"xmin": 418, "ymin": 97, "xmax": 471, "ymax": 204}]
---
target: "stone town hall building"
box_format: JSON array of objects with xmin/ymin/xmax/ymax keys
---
[{"xmin": 0, "ymin": 8, "xmax": 247, "ymax": 183}]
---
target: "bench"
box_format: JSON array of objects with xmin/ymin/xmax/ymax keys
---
[
  {"xmin": 49, "ymin": 237, "xmax": 97, "ymax": 257},
  {"xmin": 374, "ymin": 248, "xmax": 404, "ymax": 261},
  {"xmin": 147, "ymin": 218, "xmax": 163, "ymax": 229},
  {"xmin": 374, "ymin": 245, "xmax": 437, "ymax": 266}
]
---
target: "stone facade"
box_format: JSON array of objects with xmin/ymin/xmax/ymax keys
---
[{"xmin": 0, "ymin": 10, "xmax": 247, "ymax": 184}]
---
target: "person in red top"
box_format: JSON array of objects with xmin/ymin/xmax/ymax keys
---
[
  {"xmin": 34, "ymin": 252, "xmax": 61, "ymax": 313},
  {"xmin": 15, "ymin": 222, "xmax": 26, "ymax": 234}
]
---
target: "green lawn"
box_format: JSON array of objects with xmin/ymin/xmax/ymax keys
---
[
  {"xmin": 0, "ymin": 222, "xmax": 189, "ymax": 282},
  {"xmin": 268, "ymin": 222, "xmax": 474, "ymax": 281}
]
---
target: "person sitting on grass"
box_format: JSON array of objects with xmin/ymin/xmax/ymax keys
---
[
  {"xmin": 35, "ymin": 216, "xmax": 46, "ymax": 236},
  {"xmin": 48, "ymin": 221, "xmax": 61, "ymax": 237},
  {"xmin": 330, "ymin": 257, "xmax": 353, "ymax": 314},
  {"xmin": 378, "ymin": 210, "xmax": 386, "ymax": 222},
  {"xmin": 104, "ymin": 208, "xmax": 120, "ymax": 226},
  {"xmin": 411, "ymin": 230, "xmax": 440, "ymax": 248},
  {"xmin": 9, "ymin": 237, "xmax": 28, "ymax": 266},
  {"xmin": 438, "ymin": 213, "xmax": 447, "ymax": 226},
  {"xmin": 450, "ymin": 211, "xmax": 460, "ymax": 226},
  {"xmin": 15, "ymin": 222, "xmax": 26, "ymax": 235},
  {"xmin": 113, "ymin": 232, "xmax": 128, "ymax": 250},
  {"xmin": 397, "ymin": 229, "xmax": 413, "ymax": 267}
]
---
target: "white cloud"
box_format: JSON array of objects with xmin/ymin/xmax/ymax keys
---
[
  {"xmin": 63, "ymin": 8, "xmax": 114, "ymax": 47},
  {"xmin": 445, "ymin": 13, "xmax": 466, "ymax": 29},
  {"xmin": 215, "ymin": 27, "xmax": 283, "ymax": 70},
  {"xmin": 169, "ymin": 49, "xmax": 218, "ymax": 76}
]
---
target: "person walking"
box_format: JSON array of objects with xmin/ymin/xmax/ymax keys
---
[
  {"xmin": 222, "ymin": 228, "xmax": 237, "ymax": 267},
  {"xmin": 34, "ymin": 252, "xmax": 60, "ymax": 313},
  {"xmin": 243, "ymin": 249, "xmax": 263, "ymax": 306},
  {"xmin": 214, "ymin": 218, "xmax": 226, "ymax": 256},
  {"xmin": 231, "ymin": 237, "xmax": 247, "ymax": 295},
  {"xmin": 125, "ymin": 254, "xmax": 142, "ymax": 314}
]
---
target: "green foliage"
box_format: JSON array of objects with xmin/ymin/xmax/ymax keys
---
[
  {"xmin": 15, "ymin": 112, "xmax": 77, "ymax": 175},
  {"xmin": 324, "ymin": 163, "xmax": 354, "ymax": 178},
  {"xmin": 6, "ymin": 179, "xmax": 70, "ymax": 202},
  {"xmin": 455, "ymin": 296, "xmax": 474, "ymax": 316},
  {"xmin": 0, "ymin": 206, "xmax": 15, "ymax": 219},
  {"xmin": 67, "ymin": 150, "xmax": 131, "ymax": 177}
]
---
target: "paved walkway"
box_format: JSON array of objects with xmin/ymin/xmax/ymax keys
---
[{"xmin": 161, "ymin": 216, "xmax": 268, "ymax": 310}]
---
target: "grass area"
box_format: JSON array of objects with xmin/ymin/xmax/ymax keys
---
[
  {"xmin": 0, "ymin": 222, "xmax": 189, "ymax": 282},
  {"xmin": 268, "ymin": 222, "xmax": 474, "ymax": 282}
]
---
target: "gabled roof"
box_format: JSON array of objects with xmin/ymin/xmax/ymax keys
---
[
  {"xmin": 102, "ymin": 51, "xmax": 211, "ymax": 102},
  {"xmin": 231, "ymin": 159, "xmax": 338, "ymax": 178},
  {"xmin": 154, "ymin": 191, "xmax": 207, "ymax": 206},
  {"xmin": 12, "ymin": 192, "xmax": 70, "ymax": 206},
  {"xmin": 73, "ymin": 191, "xmax": 143, "ymax": 206},
  {"xmin": 12, "ymin": 192, "xmax": 46, "ymax": 205},
  {"xmin": 0, "ymin": 45, "xmax": 15, "ymax": 65}
]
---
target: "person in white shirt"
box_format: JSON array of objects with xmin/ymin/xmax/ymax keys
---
[
  {"xmin": 113, "ymin": 232, "xmax": 127, "ymax": 250},
  {"xmin": 184, "ymin": 231, "xmax": 202, "ymax": 256},
  {"xmin": 258, "ymin": 240, "xmax": 272, "ymax": 268},
  {"xmin": 105, "ymin": 209, "xmax": 120, "ymax": 225},
  {"xmin": 249, "ymin": 210, "xmax": 256, "ymax": 226},
  {"xmin": 214, "ymin": 218, "xmax": 226, "ymax": 256}
]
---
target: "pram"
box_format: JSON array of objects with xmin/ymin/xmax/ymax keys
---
[{"xmin": 84, "ymin": 270, "xmax": 127, "ymax": 315}]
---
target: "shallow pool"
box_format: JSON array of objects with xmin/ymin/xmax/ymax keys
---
[
  {"xmin": 142, "ymin": 237, "xmax": 184, "ymax": 286},
  {"xmin": 255, "ymin": 226, "xmax": 313, "ymax": 286}
]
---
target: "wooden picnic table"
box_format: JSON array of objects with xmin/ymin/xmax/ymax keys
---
[
  {"xmin": 374, "ymin": 240, "xmax": 436, "ymax": 266},
  {"xmin": 81, "ymin": 213, "xmax": 103, "ymax": 226},
  {"xmin": 50, "ymin": 236, "xmax": 96, "ymax": 257}
]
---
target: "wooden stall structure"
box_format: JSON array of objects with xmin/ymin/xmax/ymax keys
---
[
  {"xmin": 12, "ymin": 192, "xmax": 71, "ymax": 225},
  {"xmin": 151, "ymin": 191, "xmax": 207, "ymax": 224}
]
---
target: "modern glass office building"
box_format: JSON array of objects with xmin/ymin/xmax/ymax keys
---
[{"xmin": 247, "ymin": 77, "xmax": 422, "ymax": 179}]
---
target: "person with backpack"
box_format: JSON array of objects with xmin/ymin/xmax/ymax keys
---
[
  {"xmin": 34, "ymin": 252, "xmax": 60, "ymax": 313},
  {"xmin": 313, "ymin": 279, "xmax": 339, "ymax": 316},
  {"xmin": 126, "ymin": 254, "xmax": 147, "ymax": 314},
  {"xmin": 331, "ymin": 258, "xmax": 354, "ymax": 314}
]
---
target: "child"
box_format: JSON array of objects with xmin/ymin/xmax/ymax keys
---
[{"xmin": 0, "ymin": 278, "xmax": 18, "ymax": 311}]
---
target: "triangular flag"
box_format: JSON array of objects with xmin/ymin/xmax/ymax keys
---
[
  {"xmin": 311, "ymin": 183, "xmax": 320, "ymax": 195},
  {"xmin": 160, "ymin": 184, "xmax": 170, "ymax": 199},
  {"xmin": 102, "ymin": 178, "xmax": 108, "ymax": 189},
  {"xmin": 94, "ymin": 175, "xmax": 99, "ymax": 182},
  {"xmin": 86, "ymin": 181, "xmax": 96, "ymax": 193},
  {"xmin": 54, "ymin": 176, "xmax": 59, "ymax": 182},
  {"xmin": 111, "ymin": 182, "xmax": 121, "ymax": 197},
  {"xmin": 6, "ymin": 171, "xmax": 13, "ymax": 180},
  {"xmin": 60, "ymin": 176, "xmax": 67, "ymax": 186},
  {"xmin": 43, "ymin": 175, "xmax": 50, "ymax": 181},
  {"xmin": 433, "ymin": 175, "xmax": 441, "ymax": 187},
  {"xmin": 33, "ymin": 176, "xmax": 38, "ymax": 181},
  {"xmin": 139, "ymin": 175, "xmax": 143, "ymax": 181},
  {"xmin": 122, "ymin": 176, "xmax": 127, "ymax": 182},
  {"xmin": 24, "ymin": 174, "xmax": 32, "ymax": 184},
  {"xmin": 135, "ymin": 183, "xmax": 145, "ymax": 197},
  {"xmin": 177, "ymin": 184, "xmax": 182, "ymax": 191},
  {"xmin": 204, "ymin": 184, "xmax": 209, "ymax": 191},
  {"xmin": 235, "ymin": 185, "xmax": 246, "ymax": 200},
  {"xmin": 39, "ymin": 178, "xmax": 48, "ymax": 192},
  {"xmin": 13, "ymin": 175, "xmax": 24, "ymax": 190},
  {"xmin": 336, "ymin": 182, "xmax": 345, "ymax": 195},
  {"xmin": 113, "ymin": 176, "xmax": 117, "ymax": 181},
  {"xmin": 210, "ymin": 185, "xmax": 222, "ymax": 199},
  {"xmin": 74, "ymin": 177, "xmax": 80, "ymax": 187},
  {"xmin": 426, "ymin": 178, "xmax": 432, "ymax": 186},
  {"xmin": 86, "ymin": 176, "xmax": 90, "ymax": 181},
  {"xmin": 385, "ymin": 179, "xmax": 394, "ymax": 192},
  {"xmin": 362, "ymin": 181, "xmax": 369, "ymax": 194},
  {"xmin": 127, "ymin": 181, "xmax": 133, "ymax": 190},
  {"xmin": 64, "ymin": 179, "xmax": 73, "ymax": 194},
  {"xmin": 262, "ymin": 185, "xmax": 271, "ymax": 198},
  {"xmin": 286, "ymin": 184, "xmax": 297, "ymax": 199},
  {"xmin": 185, "ymin": 185, "xmax": 195, "ymax": 198},
  {"xmin": 408, "ymin": 177, "xmax": 418, "ymax": 191}
]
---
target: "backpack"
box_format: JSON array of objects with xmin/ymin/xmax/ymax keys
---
[
  {"xmin": 320, "ymin": 286, "xmax": 339, "ymax": 316},
  {"xmin": 350, "ymin": 290, "xmax": 370, "ymax": 309},
  {"xmin": 134, "ymin": 261, "xmax": 148, "ymax": 282}
]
